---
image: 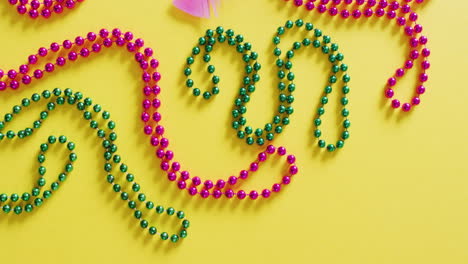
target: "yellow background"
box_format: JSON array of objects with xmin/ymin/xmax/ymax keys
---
[{"xmin": 0, "ymin": 0, "xmax": 467, "ymax": 263}]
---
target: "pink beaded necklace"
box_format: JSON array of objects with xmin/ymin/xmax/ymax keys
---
[
  {"xmin": 0, "ymin": 29, "xmax": 298, "ymax": 200},
  {"xmin": 6, "ymin": 0, "xmax": 83, "ymax": 18},
  {"xmin": 283, "ymin": 0, "xmax": 430, "ymax": 112}
]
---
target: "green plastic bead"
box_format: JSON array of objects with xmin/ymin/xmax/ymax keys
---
[
  {"xmin": 160, "ymin": 232, "xmax": 169, "ymax": 240},
  {"xmin": 59, "ymin": 173, "xmax": 67, "ymax": 182},
  {"xmin": 34, "ymin": 198, "xmax": 43, "ymax": 207},
  {"xmin": 331, "ymin": 43, "xmax": 339, "ymax": 51},
  {"xmin": 126, "ymin": 173, "xmax": 135, "ymax": 182},
  {"xmin": 59, "ymin": 135, "xmax": 67, "ymax": 143},
  {"xmin": 25, "ymin": 204, "xmax": 33, "ymax": 213},
  {"xmin": 22, "ymin": 98, "xmax": 31, "ymax": 107},
  {"xmin": 149, "ymin": 227, "xmax": 157, "ymax": 235},
  {"xmin": 67, "ymin": 142, "xmax": 75, "ymax": 150},
  {"xmin": 177, "ymin": 211, "xmax": 185, "ymax": 219},
  {"xmin": 186, "ymin": 79, "xmax": 194, "ymax": 87},
  {"xmin": 42, "ymin": 90, "xmax": 51, "ymax": 98},
  {"xmin": 314, "ymin": 129, "xmax": 322, "ymax": 138},
  {"xmin": 314, "ymin": 29, "xmax": 322, "ymax": 37},
  {"xmin": 314, "ymin": 118, "xmax": 322, "ymax": 126},
  {"xmin": 132, "ymin": 183, "xmax": 140, "ymax": 192},
  {"xmin": 342, "ymin": 86, "xmax": 350, "ymax": 94},
  {"xmin": 113, "ymin": 184, "xmax": 121, "ymax": 192},
  {"xmin": 216, "ymin": 26, "xmax": 224, "ymax": 34},
  {"xmin": 342, "ymin": 109, "xmax": 349, "ymax": 117},
  {"xmin": 295, "ymin": 19, "xmax": 304, "ymax": 27},
  {"xmin": 337, "ymin": 140, "xmax": 345, "ymax": 148},
  {"xmin": 342, "ymin": 131, "xmax": 350, "ymax": 140},
  {"xmin": 38, "ymin": 154, "xmax": 45, "ymax": 163},
  {"xmin": 166, "ymin": 207, "xmax": 175, "ymax": 215},
  {"xmin": 171, "ymin": 235, "xmax": 179, "ymax": 243},
  {"xmin": 273, "ymin": 36, "xmax": 280, "ymax": 44},
  {"xmin": 156, "ymin": 206, "xmax": 164, "ymax": 214},
  {"xmin": 65, "ymin": 164, "xmax": 73, "ymax": 172},
  {"xmin": 321, "ymin": 96, "xmax": 329, "ymax": 104},
  {"xmin": 203, "ymin": 92, "xmax": 212, "ymax": 100},
  {"xmin": 343, "ymin": 120, "xmax": 351, "ymax": 129},
  {"xmin": 318, "ymin": 140, "xmax": 326, "ymax": 148},
  {"xmin": 256, "ymin": 138, "xmax": 264, "ymax": 146},
  {"xmin": 327, "ymin": 144, "xmax": 336, "ymax": 152},
  {"xmin": 146, "ymin": 201, "xmax": 154, "ymax": 209},
  {"xmin": 322, "ymin": 46, "xmax": 330, "ymax": 54},
  {"xmin": 38, "ymin": 166, "xmax": 46, "ymax": 176},
  {"xmin": 207, "ymin": 65, "xmax": 215, "ymax": 73},
  {"xmin": 38, "ymin": 178, "xmax": 46, "ymax": 187},
  {"xmin": 3, "ymin": 205, "xmax": 11, "ymax": 213},
  {"xmin": 21, "ymin": 193, "xmax": 30, "ymax": 201},
  {"xmin": 43, "ymin": 191, "xmax": 51, "ymax": 199},
  {"xmin": 51, "ymin": 182, "xmax": 59, "ymax": 191},
  {"xmin": 11, "ymin": 193, "xmax": 19, "ymax": 202},
  {"xmin": 14, "ymin": 206, "xmax": 22, "ymax": 215},
  {"xmin": 293, "ymin": 42, "xmax": 301, "ymax": 50},
  {"xmin": 134, "ymin": 210, "xmax": 141, "ymax": 218},
  {"xmin": 318, "ymin": 107, "xmax": 325, "ymax": 115},
  {"xmin": 275, "ymin": 126, "xmax": 283, "ymax": 134},
  {"xmin": 274, "ymin": 48, "xmax": 281, "ymax": 56},
  {"xmin": 93, "ymin": 104, "xmax": 102, "ymax": 113},
  {"xmin": 343, "ymin": 74, "xmax": 351, "ymax": 82},
  {"xmin": 313, "ymin": 40, "xmax": 321, "ymax": 48},
  {"xmin": 6, "ymin": 130, "xmax": 15, "ymax": 139},
  {"xmin": 182, "ymin": 220, "xmax": 190, "ymax": 228}
]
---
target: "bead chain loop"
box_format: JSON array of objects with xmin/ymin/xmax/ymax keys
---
[
  {"xmin": 184, "ymin": 20, "xmax": 351, "ymax": 150},
  {"xmin": 5, "ymin": 0, "xmax": 84, "ymax": 19},
  {"xmin": 0, "ymin": 28, "xmax": 299, "ymax": 202},
  {"xmin": 284, "ymin": 0, "xmax": 430, "ymax": 111},
  {"xmin": 0, "ymin": 88, "xmax": 190, "ymax": 243}
]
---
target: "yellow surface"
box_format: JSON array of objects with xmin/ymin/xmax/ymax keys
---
[{"xmin": 0, "ymin": 0, "xmax": 466, "ymax": 263}]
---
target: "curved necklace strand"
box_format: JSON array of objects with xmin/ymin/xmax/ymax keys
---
[
  {"xmin": 284, "ymin": 0, "xmax": 430, "ymax": 112},
  {"xmin": 0, "ymin": 88, "xmax": 190, "ymax": 243},
  {"xmin": 5, "ymin": 0, "xmax": 84, "ymax": 18},
  {"xmin": 183, "ymin": 19, "xmax": 351, "ymax": 149},
  {"xmin": 0, "ymin": 28, "xmax": 297, "ymax": 201}
]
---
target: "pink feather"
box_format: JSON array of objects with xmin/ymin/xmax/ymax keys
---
[{"xmin": 173, "ymin": 0, "xmax": 219, "ymax": 18}]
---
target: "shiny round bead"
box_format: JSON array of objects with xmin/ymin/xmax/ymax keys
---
[
  {"xmin": 318, "ymin": 140, "xmax": 326, "ymax": 148},
  {"xmin": 160, "ymin": 232, "xmax": 169, "ymax": 240}
]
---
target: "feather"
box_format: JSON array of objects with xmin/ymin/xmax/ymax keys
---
[{"xmin": 173, "ymin": 0, "xmax": 219, "ymax": 18}]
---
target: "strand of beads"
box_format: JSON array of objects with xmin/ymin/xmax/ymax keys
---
[
  {"xmin": 283, "ymin": 0, "xmax": 430, "ymax": 112},
  {"xmin": 0, "ymin": 28, "xmax": 299, "ymax": 200},
  {"xmin": 6, "ymin": 0, "xmax": 83, "ymax": 18},
  {"xmin": 0, "ymin": 88, "xmax": 189, "ymax": 243},
  {"xmin": 184, "ymin": 20, "xmax": 351, "ymax": 150},
  {"xmin": 0, "ymin": 133, "xmax": 77, "ymax": 214}
]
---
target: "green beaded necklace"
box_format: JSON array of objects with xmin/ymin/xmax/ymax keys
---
[
  {"xmin": 0, "ymin": 88, "xmax": 189, "ymax": 243},
  {"xmin": 184, "ymin": 19, "xmax": 351, "ymax": 152}
]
